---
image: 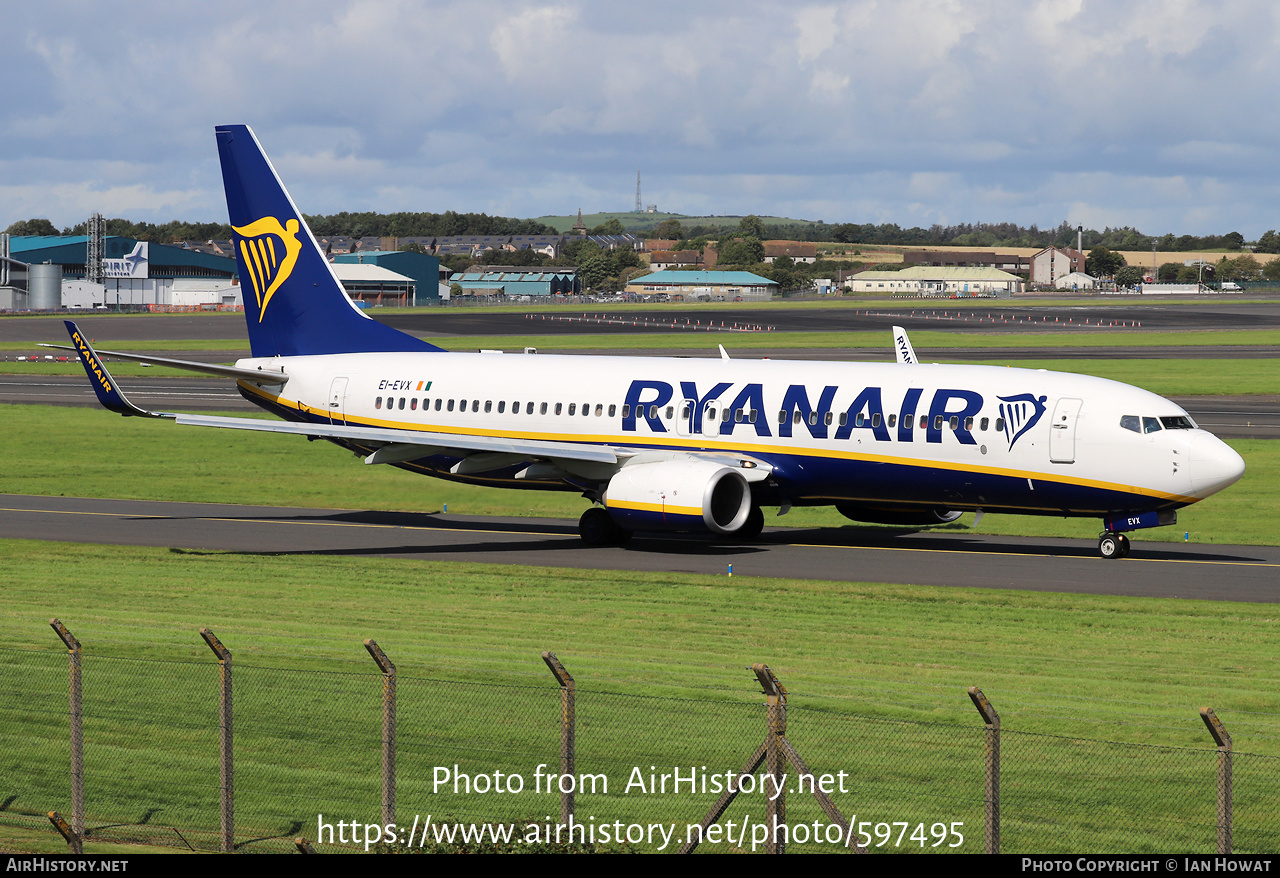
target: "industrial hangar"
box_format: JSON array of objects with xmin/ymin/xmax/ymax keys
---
[
  {"xmin": 0, "ymin": 232, "xmax": 239, "ymax": 310},
  {"xmin": 0, "ymin": 233, "xmax": 447, "ymax": 310}
]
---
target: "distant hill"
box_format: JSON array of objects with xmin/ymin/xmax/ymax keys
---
[{"xmin": 534, "ymin": 212, "xmax": 826, "ymax": 235}]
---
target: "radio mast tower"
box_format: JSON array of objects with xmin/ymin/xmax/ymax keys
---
[{"xmin": 635, "ymin": 172, "xmax": 641, "ymax": 213}]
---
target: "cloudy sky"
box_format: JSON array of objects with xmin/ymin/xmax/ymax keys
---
[{"xmin": 3, "ymin": 0, "xmax": 1278, "ymax": 237}]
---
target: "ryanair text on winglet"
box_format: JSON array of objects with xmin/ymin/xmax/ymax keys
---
[{"xmin": 71, "ymin": 330, "xmax": 112, "ymax": 394}]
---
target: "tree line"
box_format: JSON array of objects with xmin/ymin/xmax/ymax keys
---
[{"xmin": 3, "ymin": 211, "xmax": 557, "ymax": 243}]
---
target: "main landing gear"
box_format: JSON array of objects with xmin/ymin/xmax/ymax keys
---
[
  {"xmin": 579, "ymin": 507, "xmax": 632, "ymax": 546},
  {"xmin": 1098, "ymin": 531, "xmax": 1131, "ymax": 560}
]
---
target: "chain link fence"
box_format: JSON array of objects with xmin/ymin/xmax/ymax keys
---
[{"xmin": 2, "ymin": 631, "xmax": 1277, "ymax": 854}]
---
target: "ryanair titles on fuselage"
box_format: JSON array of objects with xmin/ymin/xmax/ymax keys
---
[{"xmin": 619, "ymin": 379, "xmax": 1048, "ymax": 451}]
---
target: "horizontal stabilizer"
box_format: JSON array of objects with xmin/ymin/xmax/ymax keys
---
[{"xmin": 39, "ymin": 343, "xmax": 288, "ymax": 384}]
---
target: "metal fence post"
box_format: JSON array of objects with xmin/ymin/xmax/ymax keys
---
[
  {"xmin": 1200, "ymin": 707, "xmax": 1232, "ymax": 855},
  {"xmin": 364, "ymin": 639, "xmax": 397, "ymax": 829},
  {"xmin": 541, "ymin": 652, "xmax": 575, "ymax": 826},
  {"xmin": 201, "ymin": 628, "xmax": 234, "ymax": 852},
  {"xmin": 753, "ymin": 664, "xmax": 787, "ymax": 854},
  {"xmin": 49, "ymin": 619, "xmax": 83, "ymax": 850},
  {"xmin": 968, "ymin": 687, "xmax": 1000, "ymax": 855}
]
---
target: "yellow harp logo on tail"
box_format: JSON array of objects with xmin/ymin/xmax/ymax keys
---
[{"xmin": 233, "ymin": 216, "xmax": 303, "ymax": 322}]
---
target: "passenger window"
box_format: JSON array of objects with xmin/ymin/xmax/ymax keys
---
[
  {"xmin": 540, "ymin": 402, "xmax": 548, "ymax": 415},
  {"xmin": 527, "ymin": 402, "xmax": 535, "ymax": 415},
  {"xmin": 995, "ymin": 417, "xmax": 1005, "ymax": 432},
  {"xmin": 855, "ymin": 413, "xmax": 865, "ymax": 427},
  {"xmin": 888, "ymin": 414, "xmax": 897, "ymax": 428},
  {"xmin": 411, "ymin": 399, "xmax": 418, "ymax": 411},
  {"xmin": 1143, "ymin": 417, "xmax": 1162, "ymax": 434},
  {"xmin": 980, "ymin": 417, "xmax": 988, "ymax": 431},
  {"xmin": 749, "ymin": 410, "xmax": 757, "ymax": 423},
  {"xmin": 434, "ymin": 399, "xmax": 442, "ymax": 411},
  {"xmin": 949, "ymin": 416, "xmax": 958, "ymax": 430},
  {"xmin": 793, "ymin": 411, "xmax": 802, "ymax": 425},
  {"xmin": 568, "ymin": 403, "xmax": 577, "ymax": 416},
  {"xmin": 583, "ymin": 403, "xmax": 590, "ymax": 416},
  {"xmin": 649, "ymin": 405, "xmax": 658, "ymax": 419},
  {"xmin": 778, "ymin": 411, "xmax": 786, "ymax": 425},
  {"xmin": 934, "ymin": 416, "xmax": 944, "ymax": 430},
  {"xmin": 555, "ymin": 403, "xmax": 563, "ymax": 415},
  {"xmin": 964, "ymin": 417, "xmax": 973, "ymax": 430},
  {"xmin": 824, "ymin": 412, "xmax": 833, "ymax": 426},
  {"xmin": 808, "ymin": 412, "xmax": 818, "ymax": 426},
  {"xmin": 595, "ymin": 404, "xmax": 602, "ymax": 416},
  {"xmin": 472, "ymin": 400, "xmax": 480, "ymax": 413},
  {"xmin": 872, "ymin": 414, "xmax": 882, "ymax": 428},
  {"xmin": 920, "ymin": 415, "xmax": 928, "ymax": 430},
  {"xmin": 485, "ymin": 400, "xmax": 492, "ymax": 413},
  {"xmin": 666, "ymin": 406, "xmax": 675, "ymax": 419},
  {"xmin": 375, "ymin": 397, "xmax": 382, "ymax": 409},
  {"xmin": 735, "ymin": 409, "xmax": 744, "ymax": 422},
  {"xmin": 447, "ymin": 399, "xmax": 455, "ymax": 412},
  {"xmin": 498, "ymin": 401, "xmax": 505, "ymax": 413},
  {"xmin": 609, "ymin": 404, "xmax": 617, "ymax": 417},
  {"xmin": 839, "ymin": 412, "xmax": 848, "ymax": 427}
]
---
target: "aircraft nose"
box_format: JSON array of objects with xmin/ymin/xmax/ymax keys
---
[{"xmin": 1189, "ymin": 432, "xmax": 1246, "ymax": 497}]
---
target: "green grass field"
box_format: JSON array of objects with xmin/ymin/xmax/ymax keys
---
[
  {"xmin": 2, "ymin": 543, "xmax": 1279, "ymax": 853},
  {"xmin": 2, "ymin": 308, "xmax": 1278, "ymax": 853}
]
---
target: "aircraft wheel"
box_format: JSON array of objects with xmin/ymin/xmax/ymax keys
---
[
  {"xmin": 737, "ymin": 506, "xmax": 765, "ymax": 540},
  {"xmin": 1098, "ymin": 533, "xmax": 1123, "ymax": 560},
  {"xmin": 1116, "ymin": 533, "xmax": 1131, "ymax": 558},
  {"xmin": 579, "ymin": 507, "xmax": 625, "ymax": 546}
]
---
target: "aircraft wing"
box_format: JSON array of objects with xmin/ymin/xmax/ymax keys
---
[
  {"xmin": 172, "ymin": 413, "xmax": 619, "ymax": 465},
  {"xmin": 60, "ymin": 319, "xmax": 618, "ymax": 466}
]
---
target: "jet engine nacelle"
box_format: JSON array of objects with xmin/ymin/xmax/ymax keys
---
[
  {"xmin": 605, "ymin": 459, "xmax": 752, "ymax": 535},
  {"xmin": 835, "ymin": 503, "xmax": 962, "ymax": 526}
]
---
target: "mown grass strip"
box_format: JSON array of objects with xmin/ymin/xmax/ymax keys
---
[{"xmin": 2, "ymin": 540, "xmax": 1279, "ymax": 853}]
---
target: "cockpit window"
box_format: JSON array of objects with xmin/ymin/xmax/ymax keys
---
[
  {"xmin": 1120, "ymin": 415, "xmax": 1140, "ymax": 433},
  {"xmin": 1160, "ymin": 416, "xmax": 1196, "ymax": 430},
  {"xmin": 1142, "ymin": 417, "xmax": 1162, "ymax": 434}
]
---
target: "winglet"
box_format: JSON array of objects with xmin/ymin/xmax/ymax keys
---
[
  {"xmin": 63, "ymin": 321, "xmax": 171, "ymax": 418},
  {"xmin": 892, "ymin": 325, "xmax": 918, "ymax": 365}
]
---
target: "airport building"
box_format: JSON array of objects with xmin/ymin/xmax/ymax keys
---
[
  {"xmin": 623, "ymin": 270, "xmax": 777, "ymax": 301},
  {"xmin": 845, "ymin": 266, "xmax": 1023, "ymax": 295},
  {"xmin": 333, "ymin": 250, "xmax": 444, "ymax": 304},
  {"xmin": 449, "ymin": 267, "xmax": 581, "ymax": 297},
  {"xmin": 1, "ymin": 234, "xmax": 239, "ymax": 310}
]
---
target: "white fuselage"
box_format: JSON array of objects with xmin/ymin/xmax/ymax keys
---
[{"xmin": 233, "ymin": 350, "xmax": 1245, "ymax": 519}]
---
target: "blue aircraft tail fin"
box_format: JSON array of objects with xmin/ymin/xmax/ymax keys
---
[{"xmin": 215, "ymin": 124, "xmax": 443, "ymax": 358}]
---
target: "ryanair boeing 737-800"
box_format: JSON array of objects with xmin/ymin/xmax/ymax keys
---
[{"xmin": 58, "ymin": 125, "xmax": 1246, "ymax": 558}]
